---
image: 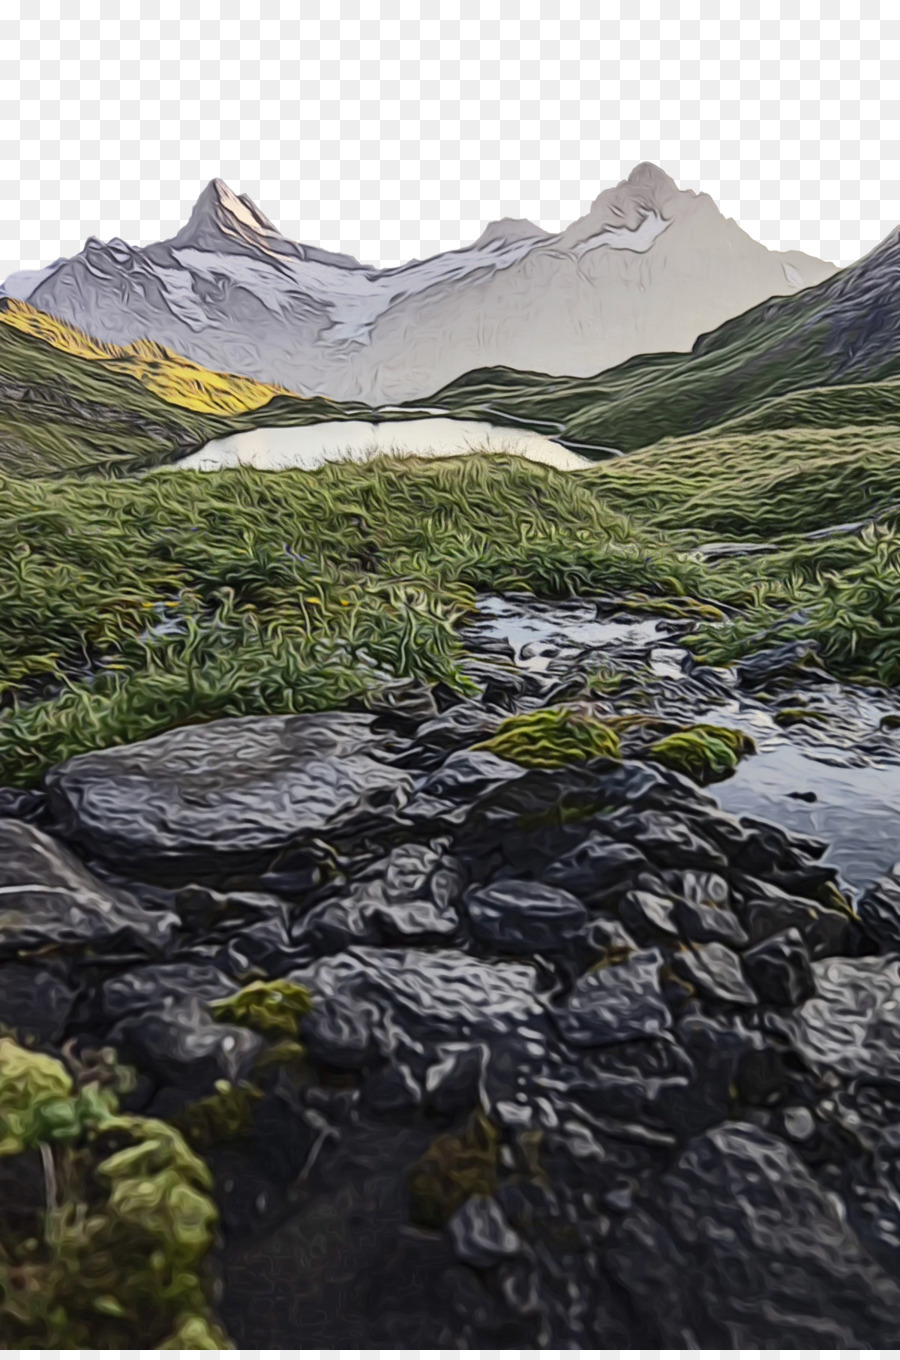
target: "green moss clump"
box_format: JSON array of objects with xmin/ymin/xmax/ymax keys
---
[
  {"xmin": 209, "ymin": 978, "xmax": 312, "ymax": 1039},
  {"xmin": 774, "ymin": 707, "xmax": 829, "ymax": 728},
  {"xmin": 0, "ymin": 1037, "xmax": 227, "ymax": 1349},
  {"xmin": 649, "ymin": 723, "xmax": 755, "ymax": 784},
  {"xmin": 475, "ymin": 705, "xmax": 621, "ymax": 770},
  {"xmin": 408, "ymin": 1110, "xmax": 500, "ymax": 1229}
]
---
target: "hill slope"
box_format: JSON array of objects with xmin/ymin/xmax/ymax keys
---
[{"xmin": 428, "ymin": 227, "xmax": 900, "ymax": 452}]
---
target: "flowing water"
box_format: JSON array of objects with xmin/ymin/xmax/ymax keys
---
[{"xmin": 465, "ymin": 594, "xmax": 900, "ymax": 893}]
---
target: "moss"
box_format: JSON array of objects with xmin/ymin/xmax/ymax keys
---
[
  {"xmin": 475, "ymin": 705, "xmax": 621, "ymax": 770},
  {"xmin": 774, "ymin": 707, "xmax": 829, "ymax": 728},
  {"xmin": 649, "ymin": 723, "xmax": 755, "ymax": 784},
  {"xmin": 171, "ymin": 1079, "xmax": 263, "ymax": 1152},
  {"xmin": 0, "ymin": 1038, "xmax": 227, "ymax": 1349},
  {"xmin": 209, "ymin": 978, "xmax": 313, "ymax": 1039},
  {"xmin": 408, "ymin": 1110, "xmax": 500, "ymax": 1229}
]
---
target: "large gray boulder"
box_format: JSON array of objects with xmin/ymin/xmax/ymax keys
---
[
  {"xmin": 611, "ymin": 1122, "xmax": 900, "ymax": 1346},
  {"xmin": 43, "ymin": 712, "xmax": 415, "ymax": 879},
  {"xmin": 0, "ymin": 818, "xmax": 177, "ymax": 957},
  {"xmin": 782, "ymin": 955, "xmax": 900, "ymax": 1085}
]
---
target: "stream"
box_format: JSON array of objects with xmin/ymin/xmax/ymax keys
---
[{"xmin": 462, "ymin": 593, "xmax": 900, "ymax": 893}]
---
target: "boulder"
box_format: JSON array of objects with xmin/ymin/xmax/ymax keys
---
[
  {"xmin": 670, "ymin": 943, "xmax": 757, "ymax": 1007},
  {"xmin": 859, "ymin": 866, "xmax": 900, "ymax": 951},
  {"xmin": 0, "ymin": 961, "xmax": 76, "ymax": 1044},
  {"xmin": 743, "ymin": 929, "xmax": 815, "ymax": 1007},
  {"xmin": 553, "ymin": 949, "xmax": 672, "ymax": 1047},
  {"xmin": 543, "ymin": 835, "xmax": 649, "ymax": 908},
  {"xmin": 610, "ymin": 1122, "xmax": 900, "ymax": 1346},
  {"xmin": 448, "ymin": 1196, "xmax": 524, "ymax": 1268},
  {"xmin": 0, "ymin": 818, "xmax": 177, "ymax": 957},
  {"xmin": 43, "ymin": 711, "xmax": 415, "ymax": 879},
  {"xmin": 464, "ymin": 878, "xmax": 587, "ymax": 954},
  {"xmin": 783, "ymin": 956, "xmax": 900, "ymax": 1086}
]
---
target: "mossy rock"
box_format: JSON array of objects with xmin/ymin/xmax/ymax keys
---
[
  {"xmin": 475, "ymin": 705, "xmax": 621, "ymax": 770},
  {"xmin": 407, "ymin": 1110, "xmax": 500, "ymax": 1229},
  {"xmin": 774, "ymin": 707, "xmax": 829, "ymax": 728},
  {"xmin": 0, "ymin": 1037, "xmax": 74, "ymax": 1155},
  {"xmin": 209, "ymin": 978, "xmax": 313, "ymax": 1039},
  {"xmin": 649, "ymin": 723, "xmax": 755, "ymax": 784}
]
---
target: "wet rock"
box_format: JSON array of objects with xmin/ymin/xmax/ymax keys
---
[
  {"xmin": 295, "ymin": 844, "xmax": 463, "ymax": 953},
  {"xmin": 858, "ymin": 866, "xmax": 900, "ymax": 951},
  {"xmin": 412, "ymin": 702, "xmax": 504, "ymax": 753},
  {"xmin": 624, "ymin": 811, "xmax": 728, "ymax": 871},
  {"xmin": 744, "ymin": 929, "xmax": 815, "ymax": 1007},
  {"xmin": 465, "ymin": 879, "xmax": 587, "ymax": 954},
  {"xmin": 219, "ymin": 915, "xmax": 303, "ymax": 978},
  {"xmin": 448, "ymin": 1195, "xmax": 524, "ymax": 1268},
  {"xmin": 403, "ymin": 749, "xmax": 527, "ymax": 825},
  {"xmin": 100, "ymin": 961, "xmax": 261, "ymax": 1094},
  {"xmin": 736, "ymin": 639, "xmax": 824, "ymax": 690},
  {"xmin": 618, "ymin": 889, "xmax": 679, "ymax": 940},
  {"xmin": 670, "ymin": 943, "xmax": 756, "ymax": 1007},
  {"xmin": 553, "ymin": 949, "xmax": 671, "ymax": 1047},
  {"xmin": 0, "ymin": 786, "xmax": 46, "ymax": 824},
  {"xmin": 0, "ymin": 818, "xmax": 177, "ymax": 957},
  {"xmin": 43, "ymin": 711, "xmax": 414, "ymax": 880},
  {"xmin": 735, "ymin": 874, "xmax": 857, "ymax": 958},
  {"xmin": 783, "ymin": 956, "xmax": 900, "ymax": 1086},
  {"xmin": 543, "ymin": 835, "xmax": 649, "ymax": 909},
  {"xmin": 671, "ymin": 897, "xmax": 748, "ymax": 948},
  {"xmin": 292, "ymin": 948, "xmax": 546, "ymax": 1083},
  {"xmin": 424, "ymin": 1045, "xmax": 486, "ymax": 1115},
  {"xmin": 610, "ymin": 1122, "xmax": 900, "ymax": 1346},
  {"xmin": 0, "ymin": 961, "xmax": 76, "ymax": 1044}
]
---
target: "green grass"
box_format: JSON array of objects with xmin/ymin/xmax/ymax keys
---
[{"xmin": 0, "ymin": 454, "xmax": 709, "ymax": 785}]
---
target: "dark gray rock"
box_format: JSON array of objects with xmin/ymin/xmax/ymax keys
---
[
  {"xmin": 744, "ymin": 929, "xmax": 815, "ymax": 1007},
  {"xmin": 100, "ymin": 961, "xmax": 261, "ymax": 1095},
  {"xmin": 618, "ymin": 889, "xmax": 679, "ymax": 940},
  {"xmin": 610, "ymin": 1122, "xmax": 900, "ymax": 1346},
  {"xmin": 783, "ymin": 956, "xmax": 900, "ymax": 1086},
  {"xmin": 554, "ymin": 949, "xmax": 671, "ymax": 1047},
  {"xmin": 0, "ymin": 961, "xmax": 76, "ymax": 1044},
  {"xmin": 736, "ymin": 639, "xmax": 823, "ymax": 690},
  {"xmin": 295, "ymin": 842, "xmax": 463, "ymax": 954},
  {"xmin": 292, "ymin": 947, "xmax": 546, "ymax": 1082},
  {"xmin": 0, "ymin": 818, "xmax": 177, "ymax": 957},
  {"xmin": 670, "ymin": 943, "xmax": 757, "ymax": 1007},
  {"xmin": 626, "ymin": 812, "xmax": 727, "ymax": 871},
  {"xmin": 735, "ymin": 874, "xmax": 856, "ymax": 957},
  {"xmin": 43, "ymin": 711, "xmax": 414, "ymax": 879},
  {"xmin": 859, "ymin": 866, "xmax": 900, "ymax": 950},
  {"xmin": 465, "ymin": 878, "xmax": 587, "ymax": 954},
  {"xmin": 402, "ymin": 749, "xmax": 527, "ymax": 825},
  {"xmin": 543, "ymin": 834, "xmax": 649, "ymax": 908},
  {"xmin": 672, "ymin": 897, "xmax": 748, "ymax": 947},
  {"xmin": 448, "ymin": 1195, "xmax": 524, "ymax": 1268}
]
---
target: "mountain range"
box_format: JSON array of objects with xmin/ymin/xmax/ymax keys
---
[{"xmin": 1, "ymin": 166, "xmax": 834, "ymax": 406}]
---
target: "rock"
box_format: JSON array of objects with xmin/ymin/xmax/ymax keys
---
[
  {"xmin": 783, "ymin": 956, "xmax": 900, "ymax": 1086},
  {"xmin": 294, "ymin": 843, "xmax": 463, "ymax": 953},
  {"xmin": 43, "ymin": 712, "xmax": 414, "ymax": 880},
  {"xmin": 220, "ymin": 916, "xmax": 302, "ymax": 977},
  {"xmin": 292, "ymin": 948, "xmax": 546, "ymax": 1083},
  {"xmin": 554, "ymin": 949, "xmax": 672, "ymax": 1047},
  {"xmin": 624, "ymin": 811, "xmax": 728, "ymax": 871},
  {"xmin": 465, "ymin": 879, "xmax": 587, "ymax": 954},
  {"xmin": 0, "ymin": 818, "xmax": 177, "ymax": 957},
  {"xmin": 448, "ymin": 1195, "xmax": 523, "ymax": 1268},
  {"xmin": 543, "ymin": 835, "xmax": 649, "ymax": 908},
  {"xmin": 100, "ymin": 961, "xmax": 262, "ymax": 1094},
  {"xmin": 672, "ymin": 898, "xmax": 748, "ymax": 948},
  {"xmin": 736, "ymin": 639, "xmax": 823, "ymax": 690},
  {"xmin": 735, "ymin": 875, "xmax": 856, "ymax": 958},
  {"xmin": 744, "ymin": 929, "xmax": 815, "ymax": 1007},
  {"xmin": 670, "ymin": 943, "xmax": 757, "ymax": 1007},
  {"xmin": 0, "ymin": 787, "xmax": 46, "ymax": 824},
  {"xmin": 618, "ymin": 889, "xmax": 679, "ymax": 940},
  {"xmin": 610, "ymin": 1122, "xmax": 900, "ymax": 1346},
  {"xmin": 402, "ymin": 749, "xmax": 527, "ymax": 826},
  {"xmin": 0, "ymin": 961, "xmax": 76, "ymax": 1044},
  {"xmin": 859, "ymin": 867, "xmax": 900, "ymax": 950}
]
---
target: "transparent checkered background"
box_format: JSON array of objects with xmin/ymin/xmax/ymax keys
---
[{"xmin": 0, "ymin": 0, "xmax": 898, "ymax": 282}]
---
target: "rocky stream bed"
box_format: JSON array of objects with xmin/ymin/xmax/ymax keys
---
[{"xmin": 5, "ymin": 593, "xmax": 900, "ymax": 1346}]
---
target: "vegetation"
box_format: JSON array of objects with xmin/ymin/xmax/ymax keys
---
[
  {"xmin": 407, "ymin": 1111, "xmax": 499, "ymax": 1229},
  {"xmin": 0, "ymin": 1037, "xmax": 226, "ymax": 1348},
  {"xmin": 476, "ymin": 705, "xmax": 621, "ymax": 768},
  {"xmin": 648, "ymin": 724, "xmax": 755, "ymax": 784},
  {"xmin": 0, "ymin": 455, "xmax": 706, "ymax": 784}
]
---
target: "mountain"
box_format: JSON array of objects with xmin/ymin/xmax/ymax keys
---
[
  {"xmin": 427, "ymin": 225, "xmax": 900, "ymax": 453},
  {"xmin": 4, "ymin": 168, "xmax": 834, "ymax": 406}
]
